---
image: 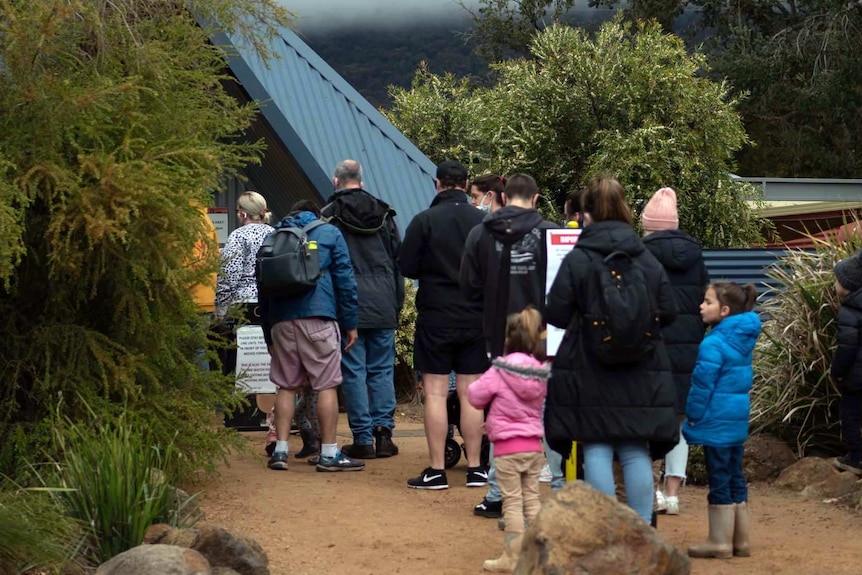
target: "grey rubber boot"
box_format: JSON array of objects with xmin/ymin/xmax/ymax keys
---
[
  {"xmin": 688, "ymin": 504, "xmax": 734, "ymax": 559},
  {"xmin": 733, "ymin": 502, "xmax": 751, "ymax": 557}
]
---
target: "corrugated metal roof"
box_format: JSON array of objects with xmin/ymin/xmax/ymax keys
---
[
  {"xmin": 213, "ymin": 27, "xmax": 438, "ymax": 228},
  {"xmin": 703, "ymin": 249, "xmax": 800, "ymax": 298}
]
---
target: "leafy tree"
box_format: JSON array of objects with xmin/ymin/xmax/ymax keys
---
[
  {"xmin": 387, "ymin": 18, "xmax": 764, "ymax": 248},
  {"xmin": 697, "ymin": 1, "xmax": 862, "ymax": 177},
  {"xmin": 457, "ymin": 0, "xmax": 576, "ymax": 61},
  {"xmin": 0, "ymin": 0, "xmax": 292, "ymax": 479}
]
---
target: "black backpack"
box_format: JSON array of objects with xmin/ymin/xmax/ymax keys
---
[
  {"xmin": 580, "ymin": 249, "xmax": 661, "ymax": 365},
  {"xmin": 255, "ymin": 220, "xmax": 326, "ymax": 298}
]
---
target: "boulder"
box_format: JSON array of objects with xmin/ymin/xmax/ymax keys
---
[
  {"xmin": 517, "ymin": 480, "xmax": 690, "ymax": 575},
  {"xmin": 743, "ymin": 435, "xmax": 797, "ymax": 482},
  {"xmin": 211, "ymin": 569, "xmax": 242, "ymax": 575},
  {"xmin": 774, "ymin": 457, "xmax": 835, "ymax": 492},
  {"xmin": 802, "ymin": 469, "xmax": 862, "ymax": 500},
  {"xmin": 95, "ymin": 544, "xmax": 210, "ymax": 575},
  {"xmin": 144, "ymin": 524, "xmax": 269, "ymax": 575}
]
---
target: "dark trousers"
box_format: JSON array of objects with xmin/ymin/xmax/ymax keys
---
[
  {"xmin": 704, "ymin": 445, "xmax": 747, "ymax": 505},
  {"xmin": 840, "ymin": 391, "xmax": 862, "ymax": 462}
]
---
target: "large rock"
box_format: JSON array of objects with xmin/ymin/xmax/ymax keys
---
[
  {"xmin": 95, "ymin": 544, "xmax": 210, "ymax": 575},
  {"xmin": 144, "ymin": 524, "xmax": 269, "ymax": 575},
  {"xmin": 774, "ymin": 457, "xmax": 862, "ymax": 500},
  {"xmin": 743, "ymin": 434, "xmax": 797, "ymax": 482},
  {"xmin": 774, "ymin": 457, "xmax": 836, "ymax": 492},
  {"xmin": 517, "ymin": 480, "xmax": 690, "ymax": 575}
]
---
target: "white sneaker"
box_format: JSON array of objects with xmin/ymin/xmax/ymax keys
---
[
  {"xmin": 664, "ymin": 496, "xmax": 679, "ymax": 515},
  {"xmin": 539, "ymin": 463, "xmax": 552, "ymax": 483},
  {"xmin": 655, "ymin": 490, "xmax": 667, "ymax": 512}
]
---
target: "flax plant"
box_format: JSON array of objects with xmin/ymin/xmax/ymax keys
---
[{"xmin": 752, "ymin": 224, "xmax": 862, "ymax": 454}]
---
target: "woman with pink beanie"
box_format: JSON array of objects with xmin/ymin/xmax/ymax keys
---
[{"xmin": 642, "ymin": 187, "xmax": 710, "ymax": 515}]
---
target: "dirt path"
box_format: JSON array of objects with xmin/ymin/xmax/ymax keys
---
[{"xmin": 198, "ymin": 414, "xmax": 862, "ymax": 575}]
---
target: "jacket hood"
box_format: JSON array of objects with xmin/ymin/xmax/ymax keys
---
[
  {"xmin": 491, "ymin": 353, "xmax": 549, "ymax": 401},
  {"xmin": 711, "ymin": 311, "xmax": 761, "ymax": 356},
  {"xmin": 484, "ymin": 206, "xmax": 546, "ymax": 242},
  {"xmin": 430, "ymin": 188, "xmax": 470, "ymax": 207},
  {"xmin": 575, "ymin": 220, "xmax": 645, "ymax": 257},
  {"xmin": 275, "ymin": 210, "xmax": 318, "ymax": 230},
  {"xmin": 642, "ymin": 230, "xmax": 704, "ymax": 271},
  {"xmin": 842, "ymin": 288, "xmax": 862, "ymax": 311},
  {"xmin": 325, "ymin": 188, "xmax": 394, "ymax": 233}
]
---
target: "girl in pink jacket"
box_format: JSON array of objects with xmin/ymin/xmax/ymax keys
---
[{"xmin": 468, "ymin": 306, "xmax": 549, "ymax": 573}]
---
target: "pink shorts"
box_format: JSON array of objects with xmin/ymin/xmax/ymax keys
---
[{"xmin": 269, "ymin": 318, "xmax": 342, "ymax": 392}]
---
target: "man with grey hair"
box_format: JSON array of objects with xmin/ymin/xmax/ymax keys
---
[{"xmin": 321, "ymin": 159, "xmax": 404, "ymax": 459}]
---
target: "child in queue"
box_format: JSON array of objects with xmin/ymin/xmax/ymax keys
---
[
  {"xmin": 684, "ymin": 282, "xmax": 761, "ymax": 559},
  {"xmin": 467, "ymin": 306, "xmax": 549, "ymax": 573}
]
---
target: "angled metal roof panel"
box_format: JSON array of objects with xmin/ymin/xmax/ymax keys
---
[
  {"xmin": 213, "ymin": 28, "xmax": 437, "ymax": 228},
  {"xmin": 703, "ymin": 248, "xmax": 802, "ymax": 298}
]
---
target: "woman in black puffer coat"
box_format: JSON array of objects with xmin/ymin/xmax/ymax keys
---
[
  {"xmin": 545, "ymin": 177, "xmax": 679, "ymax": 523},
  {"xmin": 641, "ymin": 187, "xmax": 709, "ymax": 515}
]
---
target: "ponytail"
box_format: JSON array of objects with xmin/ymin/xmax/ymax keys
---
[{"xmin": 711, "ymin": 282, "xmax": 757, "ymax": 315}]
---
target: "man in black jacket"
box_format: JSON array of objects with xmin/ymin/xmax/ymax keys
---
[
  {"xmin": 399, "ymin": 160, "xmax": 489, "ymax": 490},
  {"xmin": 321, "ymin": 160, "xmax": 404, "ymax": 459},
  {"xmin": 460, "ymin": 173, "xmax": 558, "ymax": 517}
]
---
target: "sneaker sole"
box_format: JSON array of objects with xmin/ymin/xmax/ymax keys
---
[
  {"xmin": 376, "ymin": 451, "xmax": 398, "ymax": 458},
  {"xmin": 466, "ymin": 481, "xmax": 488, "ymax": 488},
  {"xmin": 833, "ymin": 459, "xmax": 862, "ymax": 475},
  {"xmin": 268, "ymin": 462, "xmax": 288, "ymax": 471},
  {"xmin": 316, "ymin": 465, "xmax": 365, "ymax": 472},
  {"xmin": 473, "ymin": 510, "xmax": 502, "ymax": 518},
  {"xmin": 407, "ymin": 484, "xmax": 449, "ymax": 490}
]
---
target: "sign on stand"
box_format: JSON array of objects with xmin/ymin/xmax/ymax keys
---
[
  {"xmin": 235, "ymin": 325, "xmax": 277, "ymax": 394},
  {"xmin": 545, "ymin": 228, "xmax": 582, "ymax": 357}
]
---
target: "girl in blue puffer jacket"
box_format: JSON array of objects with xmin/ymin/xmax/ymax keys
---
[{"xmin": 684, "ymin": 282, "xmax": 761, "ymax": 560}]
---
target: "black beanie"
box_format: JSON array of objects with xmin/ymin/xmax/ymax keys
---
[{"xmin": 834, "ymin": 250, "xmax": 862, "ymax": 293}]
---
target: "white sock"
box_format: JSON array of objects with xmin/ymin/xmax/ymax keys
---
[
  {"xmin": 275, "ymin": 440, "xmax": 289, "ymax": 454},
  {"xmin": 321, "ymin": 443, "xmax": 338, "ymax": 458}
]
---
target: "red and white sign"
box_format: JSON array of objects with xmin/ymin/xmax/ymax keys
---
[{"xmin": 545, "ymin": 228, "xmax": 582, "ymax": 356}]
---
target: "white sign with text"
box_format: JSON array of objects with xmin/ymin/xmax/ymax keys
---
[
  {"xmin": 545, "ymin": 228, "xmax": 582, "ymax": 357},
  {"xmin": 235, "ymin": 325, "xmax": 277, "ymax": 394}
]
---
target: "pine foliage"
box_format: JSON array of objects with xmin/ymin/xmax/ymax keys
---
[{"xmin": 0, "ymin": 0, "xmax": 292, "ymax": 479}]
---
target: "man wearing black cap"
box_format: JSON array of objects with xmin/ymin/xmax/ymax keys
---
[
  {"xmin": 832, "ymin": 250, "xmax": 862, "ymax": 476},
  {"xmin": 399, "ymin": 160, "xmax": 489, "ymax": 490}
]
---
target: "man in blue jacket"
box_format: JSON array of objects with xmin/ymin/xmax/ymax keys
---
[{"xmin": 260, "ymin": 200, "xmax": 363, "ymax": 473}]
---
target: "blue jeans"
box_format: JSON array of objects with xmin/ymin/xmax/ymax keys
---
[
  {"xmin": 583, "ymin": 441, "xmax": 654, "ymax": 523},
  {"xmin": 340, "ymin": 328, "xmax": 397, "ymax": 445},
  {"xmin": 544, "ymin": 437, "xmax": 566, "ymax": 491},
  {"xmin": 486, "ymin": 443, "xmax": 502, "ymax": 503},
  {"xmin": 704, "ymin": 445, "xmax": 747, "ymax": 505}
]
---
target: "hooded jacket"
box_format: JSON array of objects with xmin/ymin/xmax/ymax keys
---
[
  {"xmin": 831, "ymin": 288, "xmax": 862, "ymax": 393},
  {"xmin": 259, "ymin": 211, "xmax": 358, "ymax": 345},
  {"xmin": 544, "ymin": 220, "xmax": 679, "ymax": 451},
  {"xmin": 684, "ymin": 311, "xmax": 762, "ymax": 447},
  {"xmin": 642, "ymin": 230, "xmax": 710, "ymax": 413},
  {"xmin": 321, "ymin": 188, "xmax": 404, "ymax": 329},
  {"xmin": 467, "ymin": 352, "xmax": 549, "ymax": 443},
  {"xmin": 460, "ymin": 205, "xmax": 558, "ymax": 357},
  {"xmin": 399, "ymin": 189, "xmax": 484, "ymax": 328}
]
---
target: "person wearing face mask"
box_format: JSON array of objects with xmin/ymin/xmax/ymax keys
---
[
  {"xmin": 460, "ymin": 173, "xmax": 558, "ymax": 519},
  {"xmin": 469, "ymin": 174, "xmax": 507, "ymax": 214}
]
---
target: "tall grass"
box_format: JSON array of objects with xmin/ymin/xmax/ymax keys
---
[
  {"xmin": 51, "ymin": 414, "xmax": 197, "ymax": 564},
  {"xmin": 752, "ymin": 225, "xmax": 861, "ymax": 455},
  {"xmin": 0, "ymin": 484, "xmax": 82, "ymax": 574}
]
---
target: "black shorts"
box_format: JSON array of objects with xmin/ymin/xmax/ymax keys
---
[{"xmin": 413, "ymin": 325, "xmax": 489, "ymax": 375}]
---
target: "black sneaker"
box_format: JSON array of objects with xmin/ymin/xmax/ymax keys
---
[
  {"xmin": 833, "ymin": 455, "xmax": 862, "ymax": 475},
  {"xmin": 268, "ymin": 451, "xmax": 288, "ymax": 471},
  {"xmin": 466, "ymin": 466, "xmax": 489, "ymax": 487},
  {"xmin": 316, "ymin": 450, "xmax": 365, "ymax": 472},
  {"xmin": 374, "ymin": 426, "xmax": 399, "ymax": 458},
  {"xmin": 473, "ymin": 497, "xmax": 502, "ymax": 518},
  {"xmin": 341, "ymin": 443, "xmax": 377, "ymax": 459},
  {"xmin": 407, "ymin": 467, "xmax": 449, "ymax": 490}
]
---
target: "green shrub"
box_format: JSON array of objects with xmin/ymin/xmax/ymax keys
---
[
  {"xmin": 49, "ymin": 413, "xmax": 197, "ymax": 564},
  {"xmin": 752, "ymin": 226, "xmax": 862, "ymax": 455},
  {"xmin": 395, "ymin": 279, "xmax": 418, "ymax": 402}
]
